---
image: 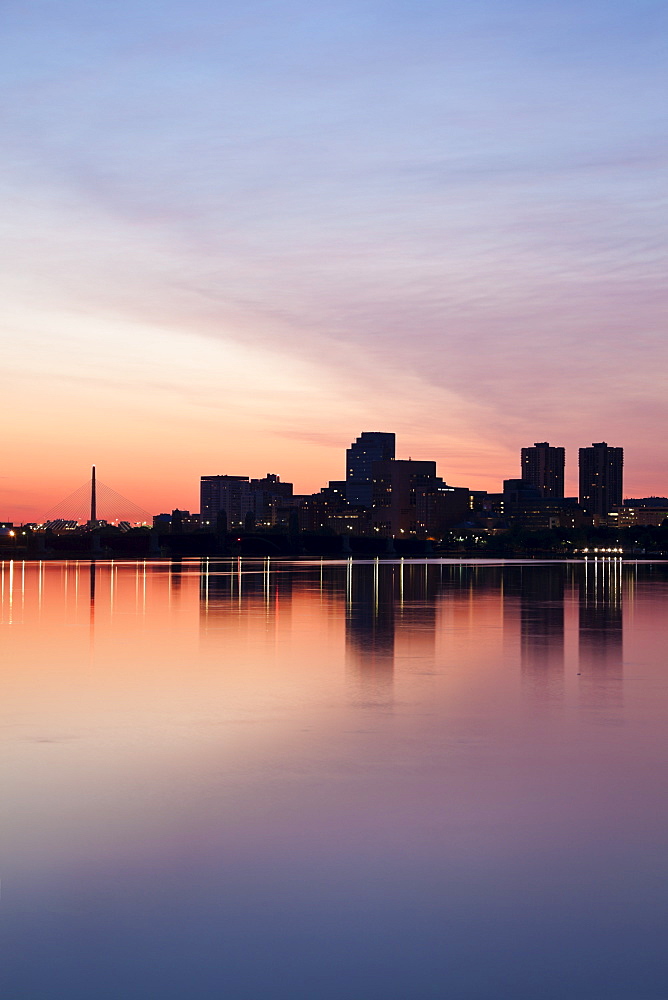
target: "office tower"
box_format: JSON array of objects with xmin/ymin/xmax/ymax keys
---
[
  {"xmin": 346, "ymin": 432, "xmax": 395, "ymax": 508},
  {"xmin": 579, "ymin": 442, "xmax": 624, "ymax": 515},
  {"xmin": 370, "ymin": 459, "xmax": 439, "ymax": 536},
  {"xmin": 200, "ymin": 475, "xmax": 255, "ymax": 528},
  {"xmin": 200, "ymin": 474, "xmax": 293, "ymax": 529},
  {"xmin": 521, "ymin": 442, "xmax": 565, "ymax": 498},
  {"xmin": 416, "ymin": 484, "xmax": 470, "ymax": 536}
]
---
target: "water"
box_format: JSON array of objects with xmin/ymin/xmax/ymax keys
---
[{"xmin": 1, "ymin": 558, "xmax": 667, "ymax": 999}]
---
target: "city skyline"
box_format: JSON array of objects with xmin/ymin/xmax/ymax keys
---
[
  {"xmin": 4, "ymin": 431, "xmax": 658, "ymax": 527},
  {"xmin": 6, "ymin": 406, "xmax": 661, "ymax": 523}
]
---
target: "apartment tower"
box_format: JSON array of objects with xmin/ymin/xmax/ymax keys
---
[
  {"xmin": 521, "ymin": 442, "xmax": 565, "ymax": 498},
  {"xmin": 579, "ymin": 442, "xmax": 624, "ymax": 516}
]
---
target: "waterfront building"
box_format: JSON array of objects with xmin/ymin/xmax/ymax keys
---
[
  {"xmin": 521, "ymin": 442, "xmax": 565, "ymax": 498},
  {"xmin": 613, "ymin": 507, "xmax": 668, "ymax": 528},
  {"xmin": 200, "ymin": 474, "xmax": 293, "ymax": 529},
  {"xmin": 416, "ymin": 484, "xmax": 471, "ymax": 536},
  {"xmin": 153, "ymin": 510, "xmax": 200, "ymax": 533},
  {"xmin": 346, "ymin": 432, "xmax": 395, "ymax": 508},
  {"xmin": 579, "ymin": 442, "xmax": 624, "ymax": 516},
  {"xmin": 250, "ymin": 474, "xmax": 294, "ymax": 526},
  {"xmin": 200, "ymin": 476, "xmax": 255, "ymax": 529},
  {"xmin": 370, "ymin": 459, "xmax": 440, "ymax": 536}
]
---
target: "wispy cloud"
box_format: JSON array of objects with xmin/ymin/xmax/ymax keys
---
[{"xmin": 1, "ymin": 0, "xmax": 666, "ymax": 513}]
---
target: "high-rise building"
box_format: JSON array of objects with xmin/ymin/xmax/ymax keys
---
[
  {"xmin": 415, "ymin": 484, "xmax": 471, "ymax": 536},
  {"xmin": 579, "ymin": 442, "xmax": 623, "ymax": 515},
  {"xmin": 521, "ymin": 442, "xmax": 565, "ymax": 498},
  {"xmin": 370, "ymin": 459, "xmax": 439, "ymax": 536},
  {"xmin": 346, "ymin": 432, "xmax": 395, "ymax": 508},
  {"xmin": 200, "ymin": 473, "xmax": 293, "ymax": 529},
  {"xmin": 200, "ymin": 475, "xmax": 255, "ymax": 528}
]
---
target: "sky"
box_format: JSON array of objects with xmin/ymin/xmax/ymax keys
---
[{"xmin": 1, "ymin": 0, "xmax": 666, "ymax": 520}]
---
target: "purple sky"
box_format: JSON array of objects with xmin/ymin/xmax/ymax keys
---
[{"xmin": 1, "ymin": 0, "xmax": 666, "ymax": 515}]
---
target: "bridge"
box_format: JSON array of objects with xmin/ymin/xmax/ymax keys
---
[{"xmin": 40, "ymin": 467, "xmax": 152, "ymax": 529}]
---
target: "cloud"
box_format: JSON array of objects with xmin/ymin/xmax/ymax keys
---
[{"xmin": 1, "ymin": 0, "xmax": 666, "ymax": 510}]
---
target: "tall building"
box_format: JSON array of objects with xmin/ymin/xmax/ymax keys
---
[
  {"xmin": 370, "ymin": 459, "xmax": 439, "ymax": 536},
  {"xmin": 579, "ymin": 442, "xmax": 624, "ymax": 515},
  {"xmin": 200, "ymin": 473, "xmax": 293, "ymax": 529},
  {"xmin": 200, "ymin": 475, "xmax": 255, "ymax": 528},
  {"xmin": 346, "ymin": 432, "xmax": 395, "ymax": 508},
  {"xmin": 416, "ymin": 484, "xmax": 471, "ymax": 536},
  {"xmin": 521, "ymin": 442, "xmax": 565, "ymax": 498}
]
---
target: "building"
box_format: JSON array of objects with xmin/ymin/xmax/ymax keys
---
[
  {"xmin": 616, "ymin": 498, "xmax": 668, "ymax": 529},
  {"xmin": 503, "ymin": 479, "xmax": 542, "ymax": 508},
  {"xmin": 500, "ymin": 478, "xmax": 586, "ymax": 529},
  {"xmin": 200, "ymin": 474, "xmax": 293, "ymax": 529},
  {"xmin": 521, "ymin": 442, "xmax": 565, "ymax": 498},
  {"xmin": 511, "ymin": 497, "xmax": 584, "ymax": 531},
  {"xmin": 346, "ymin": 432, "xmax": 395, "ymax": 508},
  {"xmin": 624, "ymin": 497, "xmax": 668, "ymax": 509},
  {"xmin": 153, "ymin": 510, "xmax": 200, "ymax": 533},
  {"xmin": 250, "ymin": 474, "xmax": 294, "ymax": 526},
  {"xmin": 416, "ymin": 485, "xmax": 471, "ymax": 537},
  {"xmin": 200, "ymin": 476, "xmax": 255, "ymax": 529},
  {"xmin": 319, "ymin": 480, "xmax": 348, "ymax": 505},
  {"xmin": 296, "ymin": 480, "xmax": 369, "ymax": 534},
  {"xmin": 371, "ymin": 459, "xmax": 440, "ymax": 536},
  {"xmin": 614, "ymin": 507, "xmax": 668, "ymax": 528},
  {"xmin": 579, "ymin": 442, "xmax": 624, "ymax": 516}
]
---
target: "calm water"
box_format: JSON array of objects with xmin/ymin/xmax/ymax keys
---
[{"xmin": 2, "ymin": 558, "xmax": 667, "ymax": 999}]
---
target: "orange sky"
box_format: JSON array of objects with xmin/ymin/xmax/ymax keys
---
[{"xmin": 2, "ymin": 0, "xmax": 665, "ymax": 521}]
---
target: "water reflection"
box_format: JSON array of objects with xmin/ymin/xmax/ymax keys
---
[
  {"xmin": 196, "ymin": 558, "xmax": 627, "ymax": 711},
  {"xmin": 0, "ymin": 558, "xmax": 638, "ymax": 700},
  {"xmin": 0, "ymin": 558, "xmax": 643, "ymax": 703},
  {"xmin": 517, "ymin": 564, "xmax": 566, "ymax": 704},
  {"xmin": 579, "ymin": 558, "xmax": 624, "ymax": 711},
  {"xmin": 3, "ymin": 558, "xmax": 668, "ymax": 1000},
  {"xmin": 346, "ymin": 561, "xmax": 396, "ymax": 704},
  {"xmin": 169, "ymin": 557, "xmax": 183, "ymax": 594}
]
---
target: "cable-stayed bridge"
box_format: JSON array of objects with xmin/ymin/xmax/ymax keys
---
[{"xmin": 40, "ymin": 467, "xmax": 152, "ymax": 528}]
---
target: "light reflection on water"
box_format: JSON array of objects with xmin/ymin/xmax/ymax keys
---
[{"xmin": 1, "ymin": 558, "xmax": 667, "ymax": 999}]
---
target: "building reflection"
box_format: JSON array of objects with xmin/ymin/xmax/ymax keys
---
[
  {"xmin": 197, "ymin": 559, "xmax": 513, "ymax": 706},
  {"xmin": 197, "ymin": 559, "xmax": 447, "ymax": 706},
  {"xmin": 578, "ymin": 558, "xmax": 624, "ymax": 710},
  {"xmin": 0, "ymin": 558, "xmax": 638, "ymax": 724},
  {"xmin": 169, "ymin": 558, "xmax": 183, "ymax": 595},
  {"xmin": 89, "ymin": 561, "xmax": 96, "ymax": 628},
  {"xmin": 345, "ymin": 561, "xmax": 396, "ymax": 705},
  {"xmin": 0, "ymin": 556, "xmax": 631, "ymax": 716},
  {"xmin": 393, "ymin": 561, "xmax": 438, "ymax": 677},
  {"xmin": 345, "ymin": 561, "xmax": 446, "ymax": 705},
  {"xmin": 200, "ymin": 557, "xmax": 286, "ymax": 612},
  {"xmin": 518, "ymin": 565, "xmax": 566, "ymax": 703}
]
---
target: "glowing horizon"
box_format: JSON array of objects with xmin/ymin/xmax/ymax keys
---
[{"xmin": 2, "ymin": 0, "xmax": 665, "ymax": 521}]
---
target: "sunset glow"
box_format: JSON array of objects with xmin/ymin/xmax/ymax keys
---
[{"xmin": 2, "ymin": 1, "xmax": 665, "ymax": 519}]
